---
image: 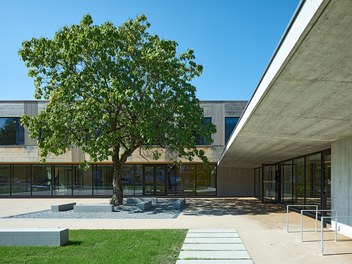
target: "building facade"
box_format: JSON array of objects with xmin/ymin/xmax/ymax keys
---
[{"xmin": 0, "ymin": 100, "xmax": 247, "ymax": 198}]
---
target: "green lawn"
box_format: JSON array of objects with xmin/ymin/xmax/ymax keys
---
[{"xmin": 0, "ymin": 229, "xmax": 186, "ymax": 264}]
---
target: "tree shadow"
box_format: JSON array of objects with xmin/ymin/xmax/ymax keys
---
[
  {"xmin": 64, "ymin": 240, "xmax": 82, "ymax": 246},
  {"xmin": 183, "ymin": 198, "xmax": 284, "ymax": 216}
]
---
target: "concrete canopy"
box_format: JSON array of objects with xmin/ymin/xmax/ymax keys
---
[{"xmin": 219, "ymin": 0, "xmax": 352, "ymax": 168}]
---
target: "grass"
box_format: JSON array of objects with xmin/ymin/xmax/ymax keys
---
[{"xmin": 0, "ymin": 229, "xmax": 186, "ymax": 264}]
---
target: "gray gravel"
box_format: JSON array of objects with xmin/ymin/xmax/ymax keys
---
[{"xmin": 5, "ymin": 199, "xmax": 183, "ymax": 219}]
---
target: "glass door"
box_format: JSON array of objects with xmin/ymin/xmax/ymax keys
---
[
  {"xmin": 263, "ymin": 164, "xmax": 280, "ymax": 202},
  {"xmin": 143, "ymin": 165, "xmax": 166, "ymax": 196}
]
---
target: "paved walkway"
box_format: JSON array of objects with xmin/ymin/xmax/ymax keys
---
[
  {"xmin": 177, "ymin": 228, "xmax": 252, "ymax": 264},
  {"xmin": 1, "ymin": 198, "xmax": 352, "ymax": 263}
]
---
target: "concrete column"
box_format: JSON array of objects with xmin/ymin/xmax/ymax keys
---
[{"xmin": 331, "ymin": 136, "xmax": 352, "ymax": 237}]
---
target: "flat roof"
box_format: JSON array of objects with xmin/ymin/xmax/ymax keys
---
[{"xmin": 219, "ymin": 0, "xmax": 352, "ymax": 168}]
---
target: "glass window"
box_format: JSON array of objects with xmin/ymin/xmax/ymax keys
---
[
  {"xmin": 282, "ymin": 161, "xmax": 293, "ymax": 204},
  {"xmin": 0, "ymin": 117, "xmax": 24, "ymax": 145},
  {"xmin": 306, "ymin": 153, "xmax": 321, "ymax": 207},
  {"xmin": 263, "ymin": 165, "xmax": 279, "ymax": 202},
  {"xmin": 73, "ymin": 166, "xmax": 93, "ymax": 196},
  {"xmin": 196, "ymin": 117, "xmax": 212, "ymax": 145},
  {"xmin": 94, "ymin": 165, "xmax": 113, "ymax": 195},
  {"xmin": 32, "ymin": 165, "xmax": 52, "ymax": 196},
  {"xmin": 12, "ymin": 165, "xmax": 31, "ymax": 196},
  {"xmin": 53, "ymin": 165, "xmax": 73, "ymax": 196},
  {"xmin": 196, "ymin": 164, "xmax": 216, "ymax": 195},
  {"xmin": 176, "ymin": 165, "xmax": 196, "ymax": 195},
  {"xmin": 122, "ymin": 165, "xmax": 135, "ymax": 196},
  {"xmin": 225, "ymin": 117, "xmax": 239, "ymax": 144},
  {"xmin": 322, "ymin": 153, "xmax": 331, "ymax": 211},
  {"xmin": 134, "ymin": 165, "xmax": 143, "ymax": 196},
  {"xmin": 293, "ymin": 157, "xmax": 305, "ymax": 205},
  {"xmin": 254, "ymin": 167, "xmax": 262, "ymax": 199},
  {"xmin": 0, "ymin": 165, "xmax": 10, "ymax": 196},
  {"xmin": 167, "ymin": 165, "xmax": 177, "ymax": 195}
]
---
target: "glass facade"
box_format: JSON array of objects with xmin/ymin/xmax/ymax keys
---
[
  {"xmin": 225, "ymin": 117, "xmax": 239, "ymax": 144},
  {"xmin": 0, "ymin": 117, "xmax": 24, "ymax": 145},
  {"xmin": 258, "ymin": 150, "xmax": 331, "ymax": 212},
  {"xmin": 0, "ymin": 163, "xmax": 217, "ymax": 197},
  {"xmin": 254, "ymin": 167, "xmax": 262, "ymax": 199}
]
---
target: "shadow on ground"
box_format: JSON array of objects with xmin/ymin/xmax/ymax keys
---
[{"xmin": 183, "ymin": 198, "xmax": 284, "ymax": 216}]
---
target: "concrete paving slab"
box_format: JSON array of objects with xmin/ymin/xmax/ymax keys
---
[
  {"xmin": 179, "ymin": 250, "xmax": 251, "ymax": 259},
  {"xmin": 176, "ymin": 260, "xmax": 253, "ymax": 264},
  {"xmin": 188, "ymin": 229, "xmax": 237, "ymax": 233},
  {"xmin": 186, "ymin": 232, "xmax": 239, "ymax": 238},
  {"xmin": 185, "ymin": 237, "xmax": 243, "ymax": 244},
  {"xmin": 182, "ymin": 243, "xmax": 246, "ymax": 251}
]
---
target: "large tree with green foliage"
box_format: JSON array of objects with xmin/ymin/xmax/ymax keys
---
[{"xmin": 19, "ymin": 14, "xmax": 216, "ymax": 205}]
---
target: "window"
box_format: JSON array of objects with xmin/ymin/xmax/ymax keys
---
[
  {"xmin": 0, "ymin": 117, "xmax": 24, "ymax": 145},
  {"xmin": 196, "ymin": 117, "xmax": 212, "ymax": 145},
  {"xmin": 225, "ymin": 117, "xmax": 239, "ymax": 144}
]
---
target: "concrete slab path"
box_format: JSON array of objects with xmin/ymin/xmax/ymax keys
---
[{"xmin": 177, "ymin": 228, "xmax": 253, "ymax": 264}]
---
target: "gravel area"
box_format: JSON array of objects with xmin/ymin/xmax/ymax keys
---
[{"xmin": 4, "ymin": 199, "xmax": 184, "ymax": 219}]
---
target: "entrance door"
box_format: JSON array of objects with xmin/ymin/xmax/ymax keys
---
[
  {"xmin": 143, "ymin": 165, "xmax": 166, "ymax": 196},
  {"xmin": 263, "ymin": 164, "xmax": 280, "ymax": 203}
]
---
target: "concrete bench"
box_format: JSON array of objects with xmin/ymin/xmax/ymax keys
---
[
  {"xmin": 0, "ymin": 228, "xmax": 69, "ymax": 246},
  {"xmin": 126, "ymin": 197, "xmax": 143, "ymax": 205},
  {"xmin": 73, "ymin": 204, "xmax": 114, "ymax": 212},
  {"xmin": 174, "ymin": 198, "xmax": 186, "ymax": 210},
  {"xmin": 137, "ymin": 201, "xmax": 152, "ymax": 211},
  {"xmin": 126, "ymin": 197, "xmax": 158, "ymax": 205},
  {"xmin": 51, "ymin": 202, "xmax": 76, "ymax": 212}
]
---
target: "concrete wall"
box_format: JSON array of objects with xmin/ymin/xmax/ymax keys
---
[
  {"xmin": 0, "ymin": 101, "xmax": 246, "ymax": 163},
  {"xmin": 331, "ymin": 136, "xmax": 352, "ymax": 237},
  {"xmin": 217, "ymin": 167, "xmax": 254, "ymax": 196}
]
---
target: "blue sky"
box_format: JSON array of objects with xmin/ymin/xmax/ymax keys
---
[{"xmin": 0, "ymin": 0, "xmax": 299, "ymax": 101}]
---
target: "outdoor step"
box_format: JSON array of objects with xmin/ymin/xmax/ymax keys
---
[
  {"xmin": 186, "ymin": 232, "xmax": 239, "ymax": 238},
  {"xmin": 176, "ymin": 260, "xmax": 253, "ymax": 264},
  {"xmin": 178, "ymin": 250, "xmax": 251, "ymax": 260},
  {"xmin": 184, "ymin": 237, "xmax": 243, "ymax": 244},
  {"xmin": 182, "ymin": 243, "xmax": 246, "ymax": 251},
  {"xmin": 188, "ymin": 229, "xmax": 237, "ymax": 233}
]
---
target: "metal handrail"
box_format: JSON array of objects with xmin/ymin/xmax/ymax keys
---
[
  {"xmin": 286, "ymin": 204, "xmax": 318, "ymax": 232},
  {"xmin": 300, "ymin": 209, "xmax": 336, "ymax": 242}
]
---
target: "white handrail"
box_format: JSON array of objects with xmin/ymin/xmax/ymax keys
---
[
  {"xmin": 300, "ymin": 209, "xmax": 336, "ymax": 242},
  {"xmin": 286, "ymin": 204, "xmax": 318, "ymax": 232},
  {"xmin": 321, "ymin": 215, "xmax": 352, "ymax": 256}
]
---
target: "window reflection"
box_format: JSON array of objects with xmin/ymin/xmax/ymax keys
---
[
  {"xmin": 12, "ymin": 165, "xmax": 31, "ymax": 196},
  {"xmin": 0, "ymin": 165, "xmax": 10, "ymax": 196},
  {"xmin": 32, "ymin": 165, "xmax": 52, "ymax": 196},
  {"xmin": 0, "ymin": 118, "xmax": 24, "ymax": 145}
]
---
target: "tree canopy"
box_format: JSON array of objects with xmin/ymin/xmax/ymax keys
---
[{"xmin": 19, "ymin": 14, "xmax": 216, "ymax": 204}]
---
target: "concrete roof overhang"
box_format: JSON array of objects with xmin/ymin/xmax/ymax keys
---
[{"xmin": 219, "ymin": 0, "xmax": 352, "ymax": 168}]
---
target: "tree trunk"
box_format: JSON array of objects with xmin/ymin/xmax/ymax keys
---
[{"xmin": 111, "ymin": 153, "xmax": 123, "ymax": 206}]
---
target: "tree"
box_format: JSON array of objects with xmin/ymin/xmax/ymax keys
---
[{"xmin": 19, "ymin": 14, "xmax": 216, "ymax": 205}]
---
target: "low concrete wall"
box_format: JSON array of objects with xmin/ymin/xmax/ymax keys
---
[
  {"xmin": 332, "ymin": 136, "xmax": 352, "ymax": 237},
  {"xmin": 217, "ymin": 167, "xmax": 254, "ymax": 196},
  {"xmin": 0, "ymin": 228, "xmax": 68, "ymax": 246}
]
